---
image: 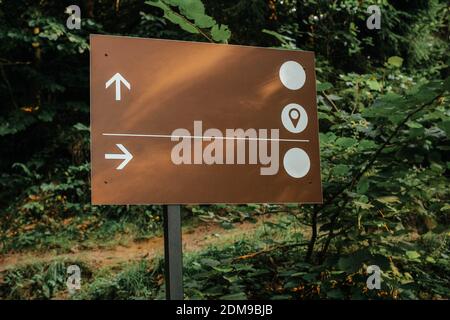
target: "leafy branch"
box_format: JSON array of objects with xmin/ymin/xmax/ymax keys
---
[
  {"xmin": 306, "ymin": 81, "xmax": 448, "ymax": 261},
  {"xmin": 146, "ymin": 0, "xmax": 231, "ymax": 43}
]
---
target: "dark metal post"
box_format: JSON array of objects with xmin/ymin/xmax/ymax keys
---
[{"xmin": 163, "ymin": 205, "xmax": 183, "ymax": 300}]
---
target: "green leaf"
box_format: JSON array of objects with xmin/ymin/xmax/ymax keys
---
[
  {"xmin": 12, "ymin": 163, "xmax": 32, "ymax": 177},
  {"xmin": 357, "ymin": 140, "xmax": 377, "ymax": 152},
  {"xmin": 211, "ymin": 24, "xmax": 231, "ymax": 43},
  {"xmin": 376, "ymin": 196, "xmax": 401, "ymax": 204},
  {"xmin": 406, "ymin": 121, "xmax": 423, "ymax": 129},
  {"xmin": 177, "ymin": 0, "xmax": 215, "ymax": 28},
  {"xmin": 366, "ymin": 79, "xmax": 382, "ymax": 91},
  {"xmin": 147, "ymin": 1, "xmax": 231, "ymax": 43},
  {"xmin": 387, "ymin": 56, "xmax": 404, "ymax": 68},
  {"xmin": 165, "ymin": 10, "xmax": 199, "ymax": 34},
  {"xmin": 212, "ymin": 266, "xmax": 233, "ymax": 273},
  {"xmin": 262, "ymin": 29, "xmax": 295, "ymax": 47},
  {"xmin": 191, "ymin": 14, "xmax": 215, "ymax": 28},
  {"xmin": 336, "ymin": 137, "xmax": 357, "ymax": 148},
  {"xmin": 333, "ymin": 164, "xmax": 350, "ymax": 176},
  {"xmin": 425, "ymin": 256, "xmax": 436, "ymax": 263},
  {"xmin": 317, "ymin": 82, "xmax": 333, "ymax": 92},
  {"xmin": 405, "ymin": 251, "xmax": 421, "ymax": 260},
  {"xmin": 364, "ymin": 92, "xmax": 405, "ymax": 119},
  {"xmin": 74, "ymin": 123, "xmax": 90, "ymax": 131},
  {"xmin": 146, "ymin": 0, "xmax": 199, "ymax": 34},
  {"xmin": 356, "ymin": 177, "xmax": 370, "ymax": 194},
  {"xmin": 146, "ymin": 0, "xmax": 168, "ymax": 11},
  {"xmin": 354, "ymin": 201, "xmax": 374, "ymax": 210}
]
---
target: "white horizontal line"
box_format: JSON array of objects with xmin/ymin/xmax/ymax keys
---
[{"xmin": 102, "ymin": 133, "xmax": 309, "ymax": 143}]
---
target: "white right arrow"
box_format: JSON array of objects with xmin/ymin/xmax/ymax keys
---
[
  {"xmin": 105, "ymin": 73, "xmax": 131, "ymax": 101},
  {"xmin": 105, "ymin": 144, "xmax": 133, "ymax": 170}
]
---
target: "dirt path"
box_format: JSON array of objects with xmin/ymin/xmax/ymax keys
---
[{"xmin": 0, "ymin": 215, "xmax": 278, "ymax": 272}]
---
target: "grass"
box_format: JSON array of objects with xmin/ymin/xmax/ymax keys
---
[
  {"xmin": 0, "ymin": 216, "xmax": 304, "ymax": 300},
  {"xmin": 2, "ymin": 216, "xmax": 447, "ymax": 300},
  {"xmin": 0, "ymin": 205, "xmax": 261, "ymax": 254},
  {"xmin": 1, "ymin": 217, "xmax": 161, "ymax": 254}
]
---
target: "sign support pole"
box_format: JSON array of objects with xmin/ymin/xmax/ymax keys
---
[{"xmin": 163, "ymin": 205, "xmax": 183, "ymax": 300}]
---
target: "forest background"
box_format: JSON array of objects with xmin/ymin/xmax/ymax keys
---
[{"xmin": 0, "ymin": 0, "xmax": 449, "ymax": 300}]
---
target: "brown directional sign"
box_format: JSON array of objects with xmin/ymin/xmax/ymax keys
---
[{"xmin": 90, "ymin": 35, "xmax": 322, "ymax": 204}]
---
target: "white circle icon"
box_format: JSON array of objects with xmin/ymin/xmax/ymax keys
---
[
  {"xmin": 283, "ymin": 148, "xmax": 311, "ymax": 178},
  {"xmin": 279, "ymin": 61, "xmax": 306, "ymax": 90},
  {"xmin": 281, "ymin": 103, "xmax": 308, "ymax": 133}
]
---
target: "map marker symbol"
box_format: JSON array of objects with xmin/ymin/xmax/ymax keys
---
[{"xmin": 289, "ymin": 108, "xmax": 301, "ymax": 128}]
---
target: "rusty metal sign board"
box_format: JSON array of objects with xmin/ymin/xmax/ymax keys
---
[{"xmin": 90, "ymin": 35, "xmax": 322, "ymax": 204}]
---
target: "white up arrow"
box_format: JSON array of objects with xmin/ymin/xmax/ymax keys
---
[
  {"xmin": 105, "ymin": 144, "xmax": 133, "ymax": 170},
  {"xmin": 105, "ymin": 73, "xmax": 130, "ymax": 101}
]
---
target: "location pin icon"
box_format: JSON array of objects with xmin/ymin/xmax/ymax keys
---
[{"xmin": 289, "ymin": 108, "xmax": 301, "ymax": 129}]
